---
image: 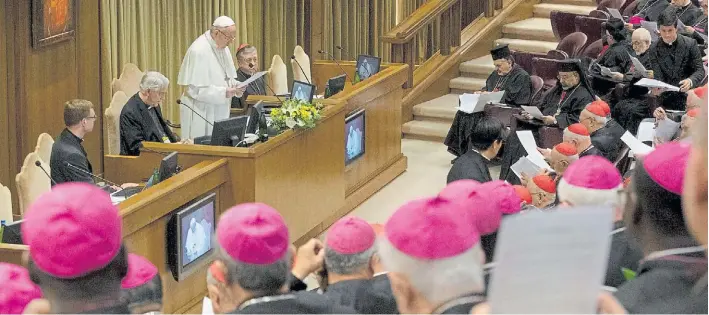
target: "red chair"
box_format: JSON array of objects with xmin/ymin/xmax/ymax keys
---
[
  {"xmin": 575, "ymin": 16, "xmax": 606, "ymax": 45},
  {"xmin": 551, "ymin": 11, "xmax": 584, "ymax": 41},
  {"xmin": 532, "ymin": 57, "xmax": 563, "ymax": 88},
  {"xmin": 580, "ymin": 39, "xmax": 604, "ymax": 59}
]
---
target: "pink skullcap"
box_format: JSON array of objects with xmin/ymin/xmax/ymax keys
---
[
  {"xmin": 554, "ymin": 142, "xmax": 578, "ymax": 156},
  {"xmin": 629, "ymin": 16, "xmax": 645, "ymax": 24},
  {"xmin": 585, "ymin": 103, "xmax": 607, "ymax": 117},
  {"xmin": 513, "ymin": 185, "xmax": 533, "ymax": 204},
  {"xmin": 121, "ymin": 254, "xmax": 159, "ymax": 289},
  {"xmin": 0, "ymin": 263, "xmax": 42, "ymax": 314},
  {"xmin": 567, "ymin": 123, "xmax": 590, "ymax": 136},
  {"xmin": 384, "ymin": 196, "xmax": 479, "ymax": 260},
  {"xmin": 533, "ymin": 175, "xmax": 557, "ymax": 193},
  {"xmin": 439, "ymin": 181, "xmax": 502, "ymax": 234},
  {"xmin": 642, "ymin": 141, "xmax": 691, "ymax": 195},
  {"xmin": 22, "ymin": 183, "xmax": 122, "ymax": 278},
  {"xmin": 216, "ymin": 203, "xmax": 289, "ymax": 265},
  {"xmin": 326, "ymin": 216, "xmax": 376, "ymax": 254},
  {"xmin": 481, "ymin": 180, "xmax": 522, "ymax": 215},
  {"xmin": 563, "ymin": 156, "xmax": 622, "ymax": 189}
]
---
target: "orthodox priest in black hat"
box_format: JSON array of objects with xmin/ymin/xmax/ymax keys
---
[
  {"xmin": 498, "ymin": 59, "xmax": 595, "ymax": 184},
  {"xmin": 590, "ymin": 18, "xmax": 635, "ymax": 97},
  {"xmin": 444, "ymin": 44, "xmax": 533, "ymax": 160}
]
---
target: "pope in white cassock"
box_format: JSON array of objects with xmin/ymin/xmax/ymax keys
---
[
  {"xmin": 347, "ymin": 125, "xmax": 363, "ymax": 159},
  {"xmin": 178, "ymin": 16, "xmax": 246, "ymax": 139},
  {"xmin": 185, "ymin": 217, "xmax": 209, "ymax": 262}
]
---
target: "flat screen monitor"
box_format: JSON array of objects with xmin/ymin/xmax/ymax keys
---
[
  {"xmin": 345, "ymin": 109, "xmax": 366, "ymax": 165},
  {"xmin": 211, "ymin": 116, "xmax": 248, "ymax": 147},
  {"xmin": 158, "ymin": 151, "xmax": 178, "ymax": 182},
  {"xmin": 355, "ymin": 55, "xmax": 381, "ymax": 82},
  {"xmin": 167, "ymin": 192, "xmax": 216, "ymax": 281},
  {"xmin": 246, "ymin": 101, "xmax": 265, "ymax": 134},
  {"xmin": 1, "ymin": 220, "xmax": 22, "ymax": 245},
  {"xmin": 325, "ymin": 74, "xmax": 347, "ymax": 99},
  {"xmin": 291, "ymin": 80, "xmax": 315, "ymax": 103}
]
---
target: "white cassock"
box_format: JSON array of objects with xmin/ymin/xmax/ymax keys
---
[
  {"xmin": 185, "ymin": 218, "xmax": 208, "ymax": 261},
  {"xmin": 178, "ymin": 31, "xmax": 238, "ymax": 138},
  {"xmin": 359, "ymin": 60, "xmax": 373, "ymax": 79},
  {"xmin": 347, "ymin": 126, "xmax": 363, "ymax": 158}
]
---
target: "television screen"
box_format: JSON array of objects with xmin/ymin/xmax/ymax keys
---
[
  {"xmin": 291, "ymin": 80, "xmax": 315, "ymax": 103},
  {"xmin": 167, "ymin": 192, "xmax": 216, "ymax": 281},
  {"xmin": 345, "ymin": 109, "xmax": 366, "ymax": 165},
  {"xmin": 355, "ymin": 55, "xmax": 381, "ymax": 82}
]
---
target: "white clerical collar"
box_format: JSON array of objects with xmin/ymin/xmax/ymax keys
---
[
  {"xmin": 471, "ymin": 149, "xmax": 491, "ymax": 161},
  {"xmin": 373, "ymin": 271, "xmax": 389, "ymax": 277}
]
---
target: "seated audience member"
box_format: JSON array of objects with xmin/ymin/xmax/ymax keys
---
[
  {"xmin": 593, "ymin": 19, "xmax": 634, "ymax": 95},
  {"xmin": 50, "ymin": 99, "xmax": 99, "ymax": 185},
  {"xmin": 680, "ymin": 0, "xmax": 708, "ymax": 45},
  {"xmin": 231, "ymin": 44, "xmax": 266, "ymax": 109},
  {"xmin": 648, "ymin": 11, "xmax": 705, "ymax": 91},
  {"xmin": 513, "ymin": 184, "xmax": 536, "ymax": 211},
  {"xmin": 23, "ymin": 183, "xmax": 130, "ymax": 313},
  {"xmin": 615, "ymin": 142, "xmax": 707, "ymax": 313},
  {"xmin": 612, "ymin": 78, "xmax": 652, "ymax": 135},
  {"xmin": 629, "ymin": 28, "xmax": 653, "ymax": 74},
  {"xmin": 498, "ymin": 59, "xmax": 594, "ymax": 183},
  {"xmin": 667, "ymin": 0, "xmax": 703, "ymax": 27},
  {"xmin": 379, "ymin": 196, "xmax": 486, "ymax": 314},
  {"xmin": 121, "ymin": 254, "xmax": 163, "ymax": 314},
  {"xmin": 447, "ymin": 117, "xmax": 505, "ymax": 184},
  {"xmin": 538, "ymin": 142, "xmax": 580, "ymax": 178},
  {"xmin": 580, "ymin": 102, "xmax": 625, "ymax": 161},
  {"xmin": 444, "ymin": 45, "xmax": 531, "ymax": 160},
  {"xmin": 120, "ymin": 71, "xmax": 180, "ymax": 156},
  {"xmin": 654, "ymin": 86, "xmax": 704, "ymax": 122},
  {"xmin": 0, "ymin": 263, "xmax": 43, "ymax": 314},
  {"xmin": 562, "ymin": 123, "xmax": 603, "ymax": 157},
  {"xmin": 557, "ymin": 156, "xmax": 644, "ymax": 288},
  {"xmin": 211, "ymin": 202, "xmax": 355, "ymax": 314},
  {"xmin": 322, "ymin": 217, "xmax": 397, "ymax": 314},
  {"xmin": 631, "ymin": 0, "xmax": 671, "ymax": 23},
  {"xmin": 527, "ymin": 174, "xmax": 557, "ymax": 209}
]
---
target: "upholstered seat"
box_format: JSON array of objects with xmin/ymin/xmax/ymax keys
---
[
  {"xmin": 0, "ymin": 183, "xmax": 12, "ymax": 223},
  {"xmin": 268, "ymin": 55, "xmax": 289, "ymax": 95},
  {"xmin": 105, "ymin": 91, "xmax": 130, "ymax": 155},
  {"xmin": 35, "ymin": 133, "xmax": 54, "ymax": 165},
  {"xmin": 111, "ymin": 63, "xmax": 145, "ymax": 97},
  {"xmin": 15, "ymin": 152, "xmax": 51, "ymax": 216},
  {"xmin": 575, "ymin": 16, "xmax": 606, "ymax": 45},
  {"xmin": 291, "ymin": 45, "xmax": 312, "ymax": 85},
  {"xmin": 551, "ymin": 11, "xmax": 584, "ymax": 41}
]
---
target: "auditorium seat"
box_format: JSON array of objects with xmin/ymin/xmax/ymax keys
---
[
  {"xmin": 15, "ymin": 152, "xmax": 51, "ymax": 216},
  {"xmin": 105, "ymin": 91, "xmax": 130, "ymax": 155},
  {"xmin": 530, "ymin": 75, "xmax": 545, "ymax": 99},
  {"xmin": 512, "ymin": 51, "xmax": 546, "ymax": 74},
  {"xmin": 538, "ymin": 127, "xmax": 564, "ymax": 149},
  {"xmin": 291, "ymin": 45, "xmax": 312, "ymax": 85},
  {"xmin": 622, "ymin": 0, "xmax": 638, "ymax": 16},
  {"xmin": 34, "ymin": 133, "xmax": 54, "ymax": 165},
  {"xmin": 267, "ymin": 55, "xmax": 289, "ymax": 95},
  {"xmin": 580, "ymin": 39, "xmax": 604, "ymax": 59},
  {"xmin": 0, "ymin": 183, "xmax": 12, "ymax": 223},
  {"xmin": 532, "ymin": 57, "xmax": 562, "ymax": 88},
  {"xmin": 111, "ymin": 63, "xmax": 144, "ymax": 97},
  {"xmin": 555, "ymin": 32, "xmax": 588, "ymax": 58},
  {"xmin": 614, "ymin": 145, "xmax": 632, "ymax": 175},
  {"xmin": 589, "ymin": 10, "xmax": 610, "ymax": 19},
  {"xmin": 551, "ymin": 11, "xmax": 584, "ymax": 41},
  {"xmin": 575, "ymin": 16, "xmax": 606, "ymax": 44},
  {"xmin": 597, "ymin": 0, "xmax": 625, "ymax": 11}
]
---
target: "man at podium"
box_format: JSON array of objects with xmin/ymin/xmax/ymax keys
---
[{"xmin": 178, "ymin": 16, "xmax": 245, "ymax": 138}]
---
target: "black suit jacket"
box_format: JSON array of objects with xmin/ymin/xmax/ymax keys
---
[
  {"xmin": 324, "ymin": 278, "xmax": 398, "ymax": 314},
  {"xmin": 591, "ymin": 119, "xmax": 625, "ymax": 161},
  {"xmin": 119, "ymin": 93, "xmax": 178, "ymax": 156},
  {"xmin": 231, "ymin": 69, "xmax": 266, "ymax": 109},
  {"xmin": 231, "ymin": 292, "xmax": 356, "ymax": 314},
  {"xmin": 50, "ymin": 129, "xmax": 94, "ymax": 185},
  {"xmin": 447, "ymin": 150, "xmax": 492, "ymax": 184},
  {"xmin": 605, "ymin": 222, "xmax": 644, "ymax": 288}
]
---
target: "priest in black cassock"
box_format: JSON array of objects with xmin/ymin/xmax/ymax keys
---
[
  {"xmin": 231, "ymin": 44, "xmax": 266, "ymax": 109},
  {"xmin": 444, "ymin": 44, "xmax": 532, "ymax": 161},
  {"xmin": 611, "ymin": 77, "xmax": 652, "ymax": 135},
  {"xmin": 591, "ymin": 18, "xmax": 635, "ymax": 97},
  {"xmin": 447, "ymin": 116, "xmax": 504, "ymax": 184},
  {"xmin": 666, "ymin": 0, "xmax": 704, "ymax": 27},
  {"xmin": 498, "ymin": 59, "xmax": 595, "ymax": 183}
]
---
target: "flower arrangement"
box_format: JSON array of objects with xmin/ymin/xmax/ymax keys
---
[{"xmin": 269, "ymin": 98, "xmax": 323, "ymax": 130}]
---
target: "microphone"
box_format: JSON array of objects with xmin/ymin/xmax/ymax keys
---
[
  {"xmin": 176, "ymin": 99, "xmax": 214, "ymax": 127},
  {"xmin": 318, "ymin": 50, "xmax": 354, "ymax": 85},
  {"xmin": 65, "ymin": 162, "xmax": 128, "ymax": 198},
  {"xmin": 335, "ymin": 45, "xmax": 352, "ymax": 61},
  {"xmin": 34, "ymin": 160, "xmax": 57, "ymax": 185},
  {"xmin": 290, "ymin": 55, "xmax": 312, "ymax": 85}
]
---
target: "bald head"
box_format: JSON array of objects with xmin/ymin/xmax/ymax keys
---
[{"xmin": 631, "ymin": 28, "xmax": 652, "ymax": 55}]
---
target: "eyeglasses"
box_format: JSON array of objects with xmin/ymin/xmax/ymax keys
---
[
  {"xmin": 218, "ymin": 30, "xmax": 235, "ymax": 42},
  {"xmin": 85, "ymin": 116, "xmax": 97, "ymax": 120},
  {"xmin": 557, "ymin": 73, "xmax": 576, "ymax": 80}
]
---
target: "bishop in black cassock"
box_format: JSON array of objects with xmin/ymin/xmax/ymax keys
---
[
  {"xmin": 499, "ymin": 59, "xmax": 595, "ymax": 183},
  {"xmin": 231, "ymin": 44, "xmax": 267, "ymax": 109},
  {"xmin": 445, "ymin": 44, "xmax": 532, "ymax": 159},
  {"xmin": 120, "ymin": 92, "xmax": 179, "ymax": 156}
]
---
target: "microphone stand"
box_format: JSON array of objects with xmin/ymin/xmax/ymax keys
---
[
  {"xmin": 335, "ymin": 45, "xmax": 353, "ymax": 61},
  {"xmin": 291, "ymin": 55, "xmax": 312, "ymax": 85},
  {"xmin": 318, "ymin": 50, "xmax": 354, "ymax": 85},
  {"xmin": 65, "ymin": 162, "xmax": 127, "ymax": 198},
  {"xmin": 34, "ymin": 161, "xmax": 57, "ymax": 185}
]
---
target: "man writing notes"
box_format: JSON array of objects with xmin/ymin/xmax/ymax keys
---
[
  {"xmin": 648, "ymin": 11, "xmax": 705, "ymax": 91},
  {"xmin": 231, "ymin": 44, "xmax": 266, "ymax": 109},
  {"xmin": 120, "ymin": 71, "xmax": 179, "ymax": 156},
  {"xmin": 178, "ymin": 16, "xmax": 246, "ymax": 138},
  {"xmin": 444, "ymin": 44, "xmax": 532, "ymax": 161}
]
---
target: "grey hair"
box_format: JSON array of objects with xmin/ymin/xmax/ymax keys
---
[
  {"xmin": 139, "ymin": 71, "xmax": 169, "ymax": 92},
  {"xmin": 324, "ymin": 246, "xmax": 375, "ymax": 275},
  {"xmin": 378, "ymin": 237, "xmax": 485, "ymax": 306},
  {"xmin": 215, "ymin": 244, "xmax": 290, "ymax": 295}
]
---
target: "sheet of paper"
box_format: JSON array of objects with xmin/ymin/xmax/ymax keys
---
[
  {"xmin": 655, "ymin": 118, "xmax": 680, "ymax": 143},
  {"xmin": 636, "ymin": 120, "xmax": 656, "ymax": 142},
  {"xmin": 235, "ymin": 71, "xmax": 267, "ymax": 88},
  {"xmin": 479, "ymin": 90, "xmax": 506, "ymax": 106},
  {"xmin": 641, "ymin": 21, "xmax": 659, "ymax": 41},
  {"xmin": 635, "ymin": 78, "xmax": 680, "ymax": 91},
  {"xmin": 511, "ymin": 156, "xmax": 543, "ymax": 180},
  {"xmin": 516, "ymin": 130, "xmax": 552, "ymax": 170},
  {"xmin": 456, "ymin": 93, "xmax": 480, "ymax": 114},
  {"xmin": 621, "ymin": 131, "xmax": 654, "ymax": 156},
  {"xmin": 488, "ymin": 206, "xmax": 614, "ymax": 314},
  {"xmin": 677, "ymin": 19, "xmax": 687, "ymax": 30},
  {"xmin": 629, "ymin": 54, "xmax": 647, "ymax": 75},
  {"xmin": 521, "ymin": 105, "xmax": 544, "ymax": 120},
  {"xmin": 599, "ymin": 64, "xmax": 612, "ymax": 77},
  {"xmin": 607, "ymin": 8, "xmax": 623, "ymax": 20},
  {"xmin": 202, "ymin": 297, "xmax": 215, "ymax": 315}
]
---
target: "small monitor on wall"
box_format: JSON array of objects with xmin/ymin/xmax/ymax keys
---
[
  {"xmin": 355, "ymin": 55, "xmax": 381, "ymax": 82},
  {"xmin": 167, "ymin": 192, "xmax": 217, "ymax": 281},
  {"xmin": 345, "ymin": 109, "xmax": 366, "ymax": 165},
  {"xmin": 291, "ymin": 80, "xmax": 315, "ymax": 103}
]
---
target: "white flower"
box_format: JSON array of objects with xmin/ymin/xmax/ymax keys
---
[
  {"xmin": 286, "ymin": 117, "xmax": 297, "ymax": 128},
  {"xmin": 296, "ymin": 119, "xmax": 305, "ymax": 127}
]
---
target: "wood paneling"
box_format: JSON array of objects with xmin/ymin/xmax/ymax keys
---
[{"xmin": 1, "ymin": 0, "xmax": 102, "ymax": 215}]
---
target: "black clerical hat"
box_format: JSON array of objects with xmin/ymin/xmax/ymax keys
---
[
  {"xmin": 605, "ymin": 18, "xmax": 625, "ymax": 33},
  {"xmin": 490, "ymin": 44, "xmax": 511, "ymax": 61},
  {"xmin": 557, "ymin": 59, "xmax": 582, "ymax": 73}
]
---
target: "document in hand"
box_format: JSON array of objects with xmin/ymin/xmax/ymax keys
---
[
  {"xmin": 655, "ymin": 118, "xmax": 680, "ymax": 143},
  {"xmin": 629, "ymin": 54, "xmax": 647, "ymax": 75},
  {"xmin": 677, "ymin": 19, "xmax": 687, "ymax": 30},
  {"xmin": 641, "ymin": 21, "xmax": 659, "ymax": 41},
  {"xmin": 236, "ymin": 71, "xmax": 268, "ymax": 89},
  {"xmin": 607, "ymin": 8, "xmax": 623, "ymax": 20},
  {"xmin": 621, "ymin": 131, "xmax": 654, "ymax": 156},
  {"xmin": 520, "ymin": 105, "xmax": 544, "ymax": 120},
  {"xmin": 516, "ymin": 130, "xmax": 552, "ymax": 170},
  {"xmin": 599, "ymin": 64, "xmax": 612, "ymax": 77},
  {"xmin": 456, "ymin": 91, "xmax": 505, "ymax": 114},
  {"xmin": 511, "ymin": 156, "xmax": 543, "ymax": 180},
  {"xmin": 487, "ymin": 206, "xmax": 614, "ymax": 314},
  {"xmin": 635, "ymin": 78, "xmax": 680, "ymax": 91}
]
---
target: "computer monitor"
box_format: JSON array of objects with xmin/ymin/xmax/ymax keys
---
[
  {"xmin": 291, "ymin": 80, "xmax": 315, "ymax": 103},
  {"xmin": 246, "ymin": 101, "xmax": 265, "ymax": 134},
  {"xmin": 1, "ymin": 220, "xmax": 22, "ymax": 245},
  {"xmin": 158, "ymin": 151, "xmax": 179, "ymax": 182},
  {"xmin": 167, "ymin": 192, "xmax": 216, "ymax": 281},
  {"xmin": 355, "ymin": 55, "xmax": 381, "ymax": 82},
  {"xmin": 325, "ymin": 74, "xmax": 347, "ymax": 99},
  {"xmin": 210, "ymin": 116, "xmax": 249, "ymax": 147},
  {"xmin": 345, "ymin": 109, "xmax": 366, "ymax": 165}
]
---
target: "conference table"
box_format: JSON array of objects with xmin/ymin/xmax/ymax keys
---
[{"xmin": 0, "ymin": 62, "xmax": 409, "ymax": 314}]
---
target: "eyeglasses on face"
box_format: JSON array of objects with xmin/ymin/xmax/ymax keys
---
[{"xmin": 218, "ymin": 29, "xmax": 235, "ymax": 41}]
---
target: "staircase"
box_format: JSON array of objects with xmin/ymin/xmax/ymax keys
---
[{"xmin": 402, "ymin": 0, "xmax": 596, "ymax": 142}]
